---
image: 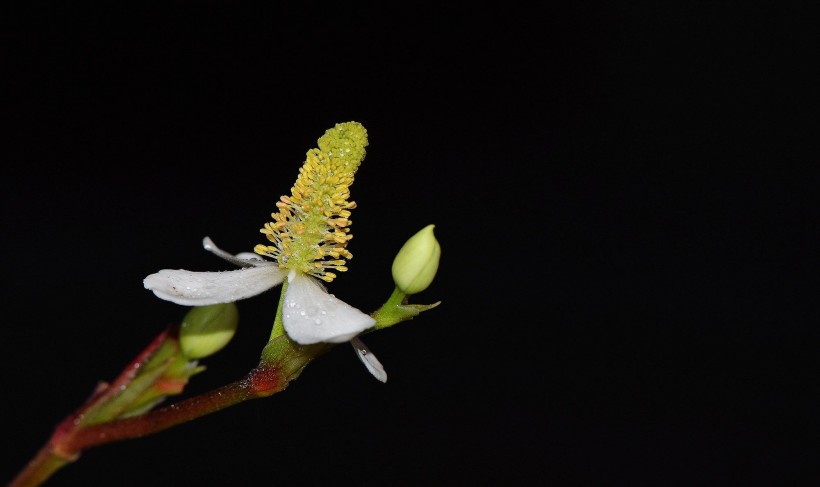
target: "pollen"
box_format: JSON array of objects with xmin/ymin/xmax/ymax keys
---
[{"xmin": 254, "ymin": 122, "xmax": 368, "ymax": 282}]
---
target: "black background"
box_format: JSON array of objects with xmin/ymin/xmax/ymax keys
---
[{"xmin": 2, "ymin": 3, "xmax": 816, "ymax": 486}]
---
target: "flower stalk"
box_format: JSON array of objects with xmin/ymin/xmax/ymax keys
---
[{"xmin": 10, "ymin": 331, "xmax": 329, "ymax": 487}]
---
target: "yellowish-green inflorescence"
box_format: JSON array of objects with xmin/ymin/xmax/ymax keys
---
[{"xmin": 254, "ymin": 122, "xmax": 368, "ymax": 282}]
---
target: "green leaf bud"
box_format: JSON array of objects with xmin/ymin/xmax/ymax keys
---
[
  {"xmin": 179, "ymin": 303, "xmax": 239, "ymax": 359},
  {"xmin": 391, "ymin": 224, "xmax": 441, "ymax": 295}
]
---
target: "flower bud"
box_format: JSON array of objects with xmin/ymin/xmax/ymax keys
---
[
  {"xmin": 391, "ymin": 224, "xmax": 441, "ymax": 295},
  {"xmin": 179, "ymin": 303, "xmax": 239, "ymax": 359}
]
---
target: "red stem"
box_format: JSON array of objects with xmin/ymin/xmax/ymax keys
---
[{"xmin": 9, "ymin": 364, "xmax": 284, "ymax": 487}]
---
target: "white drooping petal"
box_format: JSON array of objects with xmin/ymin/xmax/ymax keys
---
[
  {"xmin": 351, "ymin": 337, "xmax": 387, "ymax": 383},
  {"xmin": 202, "ymin": 236, "xmax": 265, "ymax": 268},
  {"xmin": 144, "ymin": 266, "xmax": 285, "ymax": 306},
  {"xmin": 235, "ymin": 252, "xmax": 264, "ymax": 262},
  {"xmin": 282, "ymin": 273, "xmax": 375, "ymax": 345}
]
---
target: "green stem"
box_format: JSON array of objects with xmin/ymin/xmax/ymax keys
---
[
  {"xmin": 372, "ymin": 287, "xmax": 408, "ymax": 328},
  {"xmin": 270, "ymin": 278, "xmax": 288, "ymax": 341},
  {"xmin": 371, "ymin": 287, "xmax": 440, "ymax": 329}
]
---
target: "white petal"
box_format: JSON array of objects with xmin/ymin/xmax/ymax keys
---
[
  {"xmin": 351, "ymin": 337, "xmax": 387, "ymax": 383},
  {"xmin": 144, "ymin": 266, "xmax": 285, "ymax": 306},
  {"xmin": 282, "ymin": 273, "xmax": 376, "ymax": 344}
]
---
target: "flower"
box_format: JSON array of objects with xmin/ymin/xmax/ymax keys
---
[{"xmin": 143, "ymin": 122, "xmax": 386, "ymax": 382}]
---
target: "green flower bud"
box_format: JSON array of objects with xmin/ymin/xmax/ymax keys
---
[
  {"xmin": 179, "ymin": 303, "xmax": 239, "ymax": 359},
  {"xmin": 391, "ymin": 224, "xmax": 441, "ymax": 295}
]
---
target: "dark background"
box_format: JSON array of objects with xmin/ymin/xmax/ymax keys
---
[{"xmin": 2, "ymin": 3, "xmax": 816, "ymax": 486}]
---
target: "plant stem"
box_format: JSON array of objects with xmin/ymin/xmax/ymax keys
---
[
  {"xmin": 9, "ymin": 340, "xmax": 325, "ymax": 487},
  {"xmin": 7, "ymin": 448, "xmax": 70, "ymax": 487},
  {"xmin": 69, "ymin": 363, "xmax": 282, "ymax": 452}
]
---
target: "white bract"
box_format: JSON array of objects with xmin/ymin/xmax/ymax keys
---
[{"xmin": 144, "ymin": 237, "xmax": 386, "ymax": 382}]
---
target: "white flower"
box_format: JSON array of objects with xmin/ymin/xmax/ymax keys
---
[
  {"xmin": 145, "ymin": 122, "xmax": 388, "ymax": 382},
  {"xmin": 144, "ymin": 237, "xmax": 386, "ymax": 382}
]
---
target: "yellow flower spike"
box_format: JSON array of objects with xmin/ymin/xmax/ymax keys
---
[{"xmin": 255, "ymin": 122, "xmax": 368, "ymax": 282}]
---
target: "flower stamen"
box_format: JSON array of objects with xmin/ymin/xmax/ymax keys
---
[{"xmin": 254, "ymin": 122, "xmax": 368, "ymax": 283}]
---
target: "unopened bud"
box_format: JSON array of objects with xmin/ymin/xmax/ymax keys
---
[
  {"xmin": 179, "ymin": 303, "xmax": 239, "ymax": 359},
  {"xmin": 391, "ymin": 224, "xmax": 441, "ymax": 295}
]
